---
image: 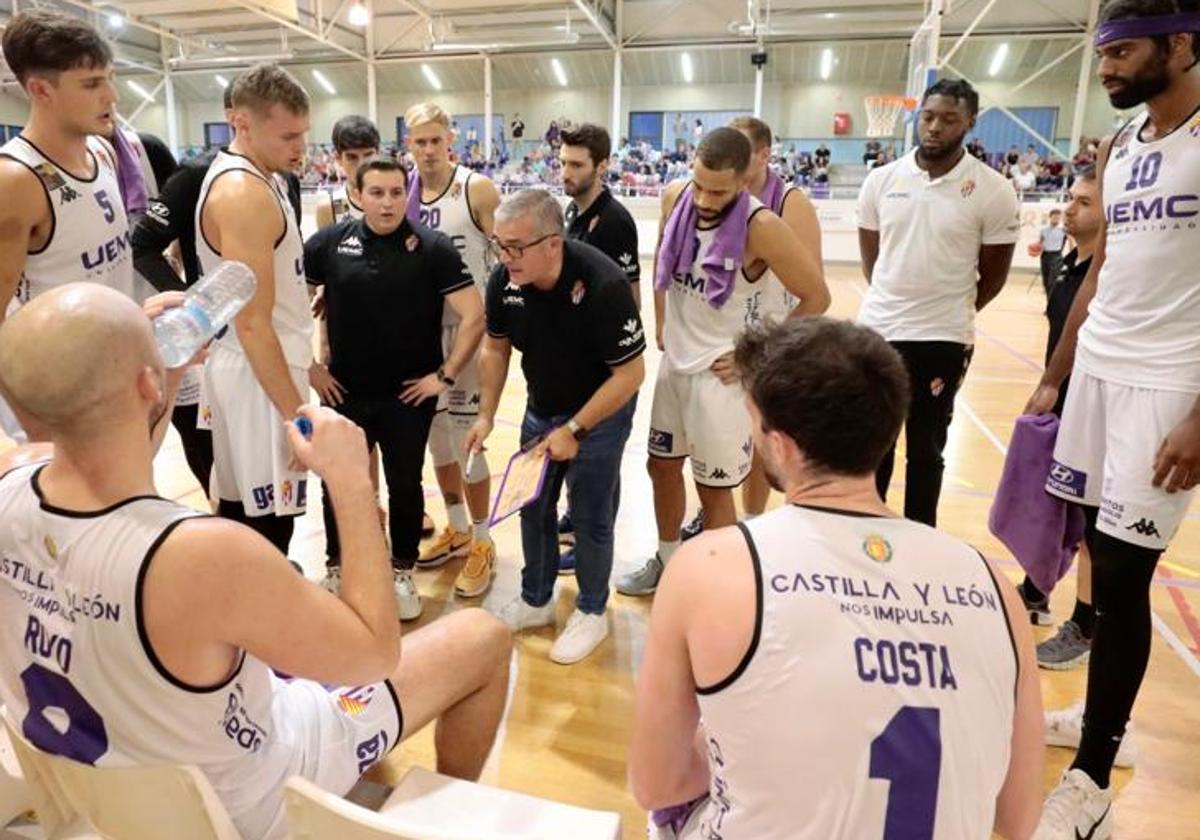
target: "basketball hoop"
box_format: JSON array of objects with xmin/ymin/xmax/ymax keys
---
[{"xmin": 864, "ymin": 96, "xmax": 917, "ymax": 138}]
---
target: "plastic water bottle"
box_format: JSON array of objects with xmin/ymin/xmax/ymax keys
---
[{"xmin": 153, "ymin": 261, "xmax": 256, "ymax": 368}]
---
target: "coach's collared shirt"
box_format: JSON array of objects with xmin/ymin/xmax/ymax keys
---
[
  {"xmin": 856, "ymin": 149, "xmax": 1019, "ymax": 344},
  {"xmin": 486, "ymin": 239, "xmax": 645, "ymax": 417},
  {"xmin": 565, "ymin": 188, "xmax": 641, "ymax": 284}
]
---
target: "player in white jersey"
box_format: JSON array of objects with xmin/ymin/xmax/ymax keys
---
[
  {"xmin": 630, "ymin": 317, "xmax": 1042, "ymax": 840},
  {"xmin": 1024, "ymin": 4, "xmax": 1200, "ymax": 838},
  {"xmin": 0, "ymin": 284, "xmax": 511, "ymax": 840},
  {"xmin": 676, "ymin": 116, "xmax": 824, "ymax": 541},
  {"xmin": 405, "ymin": 103, "xmax": 503, "ymax": 599},
  {"xmin": 0, "ymin": 11, "xmax": 133, "ymax": 444},
  {"xmin": 196, "ymin": 64, "xmax": 315, "ymax": 555},
  {"xmin": 617, "ymin": 128, "xmax": 829, "ymax": 597},
  {"xmin": 314, "ymin": 115, "xmax": 379, "ymax": 228}
]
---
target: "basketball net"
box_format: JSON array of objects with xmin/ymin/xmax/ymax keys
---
[{"xmin": 864, "ymin": 96, "xmax": 916, "ymax": 138}]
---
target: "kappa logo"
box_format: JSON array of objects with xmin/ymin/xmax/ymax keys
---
[
  {"xmin": 710, "ymin": 468, "xmax": 730, "ymax": 481},
  {"xmin": 741, "ymin": 439, "xmax": 752, "ymax": 456},
  {"xmin": 60, "ymin": 185, "xmax": 79, "ymax": 204},
  {"xmin": 619, "ymin": 252, "xmax": 634, "ymax": 266},
  {"xmin": 338, "ymin": 235, "xmax": 364, "ymax": 255},
  {"xmin": 1125, "ymin": 518, "xmax": 1162, "ymax": 539}
]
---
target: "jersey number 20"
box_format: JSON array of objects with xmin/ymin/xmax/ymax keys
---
[{"xmin": 869, "ymin": 706, "xmax": 942, "ymax": 840}]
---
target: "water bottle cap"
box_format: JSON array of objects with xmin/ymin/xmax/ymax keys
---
[{"xmin": 293, "ymin": 417, "xmax": 313, "ymax": 439}]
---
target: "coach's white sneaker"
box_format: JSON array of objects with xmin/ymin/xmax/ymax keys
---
[
  {"xmin": 1044, "ymin": 702, "xmax": 1137, "ymax": 768},
  {"xmin": 494, "ymin": 595, "xmax": 555, "ymax": 632},
  {"xmin": 321, "ymin": 566, "xmax": 341, "ymax": 595},
  {"xmin": 393, "ymin": 570, "xmax": 423, "ymax": 621},
  {"xmin": 550, "ymin": 610, "xmax": 608, "ymax": 665},
  {"xmin": 1032, "ymin": 769, "xmax": 1113, "ymax": 840}
]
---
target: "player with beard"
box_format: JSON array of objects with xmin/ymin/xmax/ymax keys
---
[
  {"xmin": 617, "ymin": 128, "xmax": 829, "ymax": 597},
  {"xmin": 857, "ymin": 78, "xmax": 1019, "ymax": 528},
  {"xmin": 1025, "ymin": 3, "xmax": 1200, "ymax": 837},
  {"xmin": 555, "ymin": 123, "xmax": 640, "ymax": 573}
]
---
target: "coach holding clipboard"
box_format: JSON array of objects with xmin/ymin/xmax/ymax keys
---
[{"xmin": 466, "ymin": 188, "xmax": 645, "ymax": 665}]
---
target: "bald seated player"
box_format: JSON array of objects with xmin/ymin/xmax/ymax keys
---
[
  {"xmin": 0, "ymin": 284, "xmax": 511, "ymax": 840},
  {"xmin": 631, "ymin": 318, "xmax": 1042, "ymax": 840}
]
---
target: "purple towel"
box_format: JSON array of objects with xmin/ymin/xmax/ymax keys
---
[
  {"xmin": 759, "ymin": 168, "xmax": 786, "ymax": 214},
  {"xmin": 405, "ymin": 166, "xmax": 422, "ymax": 225},
  {"xmin": 111, "ymin": 128, "xmax": 148, "ymax": 215},
  {"xmin": 988, "ymin": 413, "xmax": 1087, "ymax": 595},
  {"xmin": 654, "ymin": 184, "xmax": 750, "ymax": 309}
]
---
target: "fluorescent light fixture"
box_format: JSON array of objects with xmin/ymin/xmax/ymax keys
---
[
  {"xmin": 348, "ymin": 1, "xmax": 370, "ymax": 27},
  {"xmin": 550, "ymin": 58, "xmax": 568, "ymax": 87},
  {"xmin": 988, "ymin": 43, "xmax": 1008, "ymax": 77},
  {"xmin": 824, "ymin": 12, "xmax": 837, "ymax": 18},
  {"xmin": 820, "ymin": 48, "xmax": 833, "ymax": 80},
  {"xmin": 215, "ymin": 74, "xmax": 230, "ymax": 89},
  {"xmin": 421, "ymin": 63, "xmax": 443, "ymax": 91},
  {"xmin": 681, "ymin": 52, "xmax": 694, "ymax": 83},
  {"xmin": 126, "ymin": 80, "xmax": 155, "ymax": 102},
  {"xmin": 312, "ymin": 69, "xmax": 337, "ymax": 95},
  {"xmin": 106, "ymin": 12, "xmax": 124, "ymax": 29}
]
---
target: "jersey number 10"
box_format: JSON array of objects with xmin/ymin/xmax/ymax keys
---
[
  {"xmin": 1124, "ymin": 152, "xmax": 1163, "ymax": 192},
  {"xmin": 869, "ymin": 706, "xmax": 942, "ymax": 840}
]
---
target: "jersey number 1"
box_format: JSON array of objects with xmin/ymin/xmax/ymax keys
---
[{"xmin": 869, "ymin": 706, "xmax": 942, "ymax": 840}]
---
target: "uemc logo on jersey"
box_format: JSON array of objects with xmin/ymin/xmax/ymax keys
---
[{"xmin": 80, "ymin": 231, "xmax": 131, "ymax": 271}]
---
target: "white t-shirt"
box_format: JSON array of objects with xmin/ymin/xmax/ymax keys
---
[
  {"xmin": 856, "ymin": 150, "xmax": 1020, "ymax": 344},
  {"xmin": 1012, "ymin": 168, "xmax": 1037, "ymax": 192}
]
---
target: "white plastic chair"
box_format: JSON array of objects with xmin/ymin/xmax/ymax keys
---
[
  {"xmin": 284, "ymin": 767, "xmax": 621, "ymax": 840},
  {"xmin": 2, "ymin": 719, "xmax": 240, "ymax": 840},
  {"xmin": 0, "ymin": 709, "xmax": 33, "ymax": 828}
]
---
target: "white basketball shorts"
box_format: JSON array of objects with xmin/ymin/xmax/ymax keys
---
[{"xmin": 1047, "ymin": 369, "xmax": 1198, "ymax": 550}]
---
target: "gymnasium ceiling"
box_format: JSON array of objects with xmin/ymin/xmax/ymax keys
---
[{"xmin": 0, "ymin": 0, "xmax": 1098, "ymax": 95}]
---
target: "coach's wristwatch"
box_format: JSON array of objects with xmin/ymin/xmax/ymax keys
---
[
  {"xmin": 437, "ymin": 367, "xmax": 456, "ymax": 387},
  {"xmin": 566, "ymin": 418, "xmax": 589, "ymax": 441}
]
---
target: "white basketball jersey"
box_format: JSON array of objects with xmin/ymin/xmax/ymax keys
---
[
  {"xmin": 759, "ymin": 186, "xmax": 800, "ymax": 321},
  {"xmin": 418, "ymin": 165, "xmax": 490, "ymax": 327},
  {"xmin": 196, "ymin": 151, "xmax": 314, "ymax": 369},
  {"xmin": 0, "ymin": 135, "xmax": 134, "ymax": 304},
  {"xmin": 1076, "ymin": 109, "xmax": 1200, "ymax": 392},
  {"xmin": 694, "ymin": 506, "xmax": 1017, "ymax": 840},
  {"xmin": 663, "ymin": 195, "xmax": 766, "ymax": 374},
  {"xmin": 327, "ymin": 183, "xmax": 364, "ymax": 223},
  {"xmin": 0, "ymin": 462, "xmax": 295, "ymax": 839}
]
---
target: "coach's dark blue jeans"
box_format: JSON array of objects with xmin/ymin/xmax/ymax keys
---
[{"xmin": 519, "ymin": 398, "xmax": 635, "ymax": 615}]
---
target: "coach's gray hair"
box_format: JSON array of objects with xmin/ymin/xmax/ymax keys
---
[{"xmin": 495, "ymin": 189, "xmax": 564, "ymax": 235}]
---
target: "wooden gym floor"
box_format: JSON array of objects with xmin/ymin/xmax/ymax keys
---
[{"xmin": 17, "ymin": 264, "xmax": 1200, "ymax": 838}]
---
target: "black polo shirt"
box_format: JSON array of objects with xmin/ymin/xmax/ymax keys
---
[
  {"xmin": 565, "ymin": 188, "xmax": 640, "ymax": 284},
  {"xmin": 305, "ymin": 217, "xmax": 473, "ymax": 399},
  {"xmin": 486, "ymin": 239, "xmax": 645, "ymax": 417}
]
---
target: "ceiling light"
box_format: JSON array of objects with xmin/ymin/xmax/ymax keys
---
[
  {"xmin": 988, "ymin": 43, "xmax": 1009, "ymax": 77},
  {"xmin": 820, "ymin": 48, "xmax": 833, "ymax": 80},
  {"xmin": 421, "ymin": 63, "xmax": 443, "ymax": 90},
  {"xmin": 550, "ymin": 58, "xmax": 568, "ymax": 87},
  {"xmin": 824, "ymin": 12, "xmax": 837, "ymax": 18},
  {"xmin": 348, "ymin": 1, "xmax": 370, "ymax": 27},
  {"xmin": 127, "ymin": 80, "xmax": 155, "ymax": 102},
  {"xmin": 312, "ymin": 69, "xmax": 337, "ymax": 95},
  {"xmin": 106, "ymin": 12, "xmax": 124, "ymax": 29},
  {"xmin": 681, "ymin": 52, "xmax": 693, "ymax": 84},
  {"xmin": 215, "ymin": 74, "xmax": 230, "ymax": 89}
]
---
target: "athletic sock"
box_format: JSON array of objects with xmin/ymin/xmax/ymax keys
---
[
  {"xmin": 1072, "ymin": 598, "xmax": 1096, "ymax": 638},
  {"xmin": 473, "ymin": 520, "xmax": 491, "ymax": 543},
  {"xmin": 446, "ymin": 502, "xmax": 469, "ymax": 532},
  {"xmin": 1071, "ymin": 723, "xmax": 1120, "ymax": 789},
  {"xmin": 659, "ymin": 539, "xmax": 680, "ymax": 565}
]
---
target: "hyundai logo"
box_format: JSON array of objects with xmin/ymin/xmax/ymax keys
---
[{"xmin": 1050, "ymin": 464, "xmax": 1074, "ymax": 483}]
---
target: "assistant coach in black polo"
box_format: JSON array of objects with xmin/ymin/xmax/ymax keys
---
[
  {"xmin": 304, "ymin": 158, "xmax": 484, "ymax": 620},
  {"xmin": 466, "ymin": 188, "xmax": 645, "ymax": 665}
]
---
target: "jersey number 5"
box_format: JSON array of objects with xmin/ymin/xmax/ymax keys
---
[
  {"xmin": 869, "ymin": 706, "xmax": 942, "ymax": 840},
  {"xmin": 95, "ymin": 190, "xmax": 116, "ymax": 224},
  {"xmin": 20, "ymin": 662, "xmax": 109, "ymax": 765}
]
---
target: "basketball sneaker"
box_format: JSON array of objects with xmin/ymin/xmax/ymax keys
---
[
  {"xmin": 1044, "ymin": 701, "xmax": 1137, "ymax": 768},
  {"xmin": 558, "ymin": 547, "xmax": 576, "ymax": 575},
  {"xmin": 550, "ymin": 610, "xmax": 608, "ymax": 664},
  {"xmin": 417, "ymin": 525, "xmax": 471, "ymax": 569},
  {"xmin": 558, "ymin": 511, "xmax": 575, "ymax": 545},
  {"xmin": 454, "ymin": 539, "xmax": 495, "ymax": 598},
  {"xmin": 1031, "ymin": 769, "xmax": 1113, "ymax": 840},
  {"xmin": 320, "ymin": 565, "xmax": 341, "ymax": 595},
  {"xmin": 421, "ymin": 512, "xmax": 436, "ymax": 538},
  {"xmin": 393, "ymin": 569, "xmax": 422, "ymax": 621},
  {"xmin": 493, "ymin": 594, "xmax": 555, "ymax": 632},
  {"xmin": 616, "ymin": 553, "xmax": 664, "ymax": 596},
  {"xmin": 1019, "ymin": 581, "xmax": 1053, "ymax": 626},
  {"xmin": 1037, "ymin": 620, "xmax": 1091, "ymax": 670},
  {"xmin": 680, "ymin": 509, "xmax": 706, "ymax": 542}
]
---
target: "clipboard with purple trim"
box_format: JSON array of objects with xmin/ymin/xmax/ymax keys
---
[{"xmin": 488, "ymin": 440, "xmax": 553, "ymax": 526}]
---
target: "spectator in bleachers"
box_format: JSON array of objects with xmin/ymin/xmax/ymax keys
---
[
  {"xmin": 814, "ymin": 141, "xmax": 831, "ymax": 167},
  {"xmin": 863, "ymin": 139, "xmax": 882, "ymax": 166},
  {"xmin": 1012, "ymin": 161, "xmax": 1038, "ymax": 194}
]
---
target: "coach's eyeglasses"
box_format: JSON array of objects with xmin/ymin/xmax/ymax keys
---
[{"xmin": 487, "ymin": 232, "xmax": 560, "ymax": 261}]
